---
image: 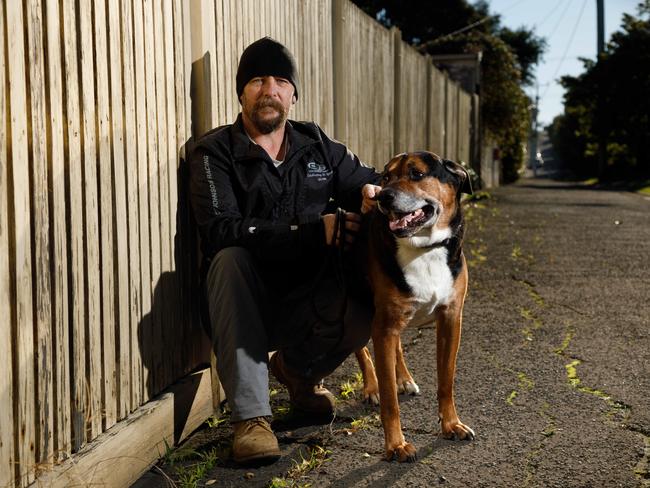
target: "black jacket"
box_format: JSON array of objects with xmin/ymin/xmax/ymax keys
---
[{"xmin": 189, "ymin": 114, "xmax": 380, "ymax": 277}]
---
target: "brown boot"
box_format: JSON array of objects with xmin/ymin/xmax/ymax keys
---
[
  {"xmin": 269, "ymin": 352, "xmax": 336, "ymax": 417},
  {"xmin": 232, "ymin": 417, "xmax": 280, "ymax": 465}
]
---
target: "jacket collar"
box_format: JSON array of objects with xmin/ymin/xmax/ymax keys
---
[{"xmin": 230, "ymin": 113, "xmax": 321, "ymax": 162}]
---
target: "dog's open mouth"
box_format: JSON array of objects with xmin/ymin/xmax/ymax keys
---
[{"xmin": 387, "ymin": 205, "xmax": 435, "ymax": 232}]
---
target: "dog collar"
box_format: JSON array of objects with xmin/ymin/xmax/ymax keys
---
[{"xmin": 421, "ymin": 238, "xmax": 451, "ymax": 250}]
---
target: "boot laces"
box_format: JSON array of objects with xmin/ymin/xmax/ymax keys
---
[{"xmin": 244, "ymin": 417, "xmax": 272, "ymax": 433}]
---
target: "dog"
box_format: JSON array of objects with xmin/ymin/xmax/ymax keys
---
[{"xmin": 355, "ymin": 151, "xmax": 475, "ymax": 462}]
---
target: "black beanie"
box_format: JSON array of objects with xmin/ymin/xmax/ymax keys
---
[{"xmin": 236, "ymin": 37, "xmax": 299, "ymax": 101}]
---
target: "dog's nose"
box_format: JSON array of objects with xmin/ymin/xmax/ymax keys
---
[{"xmin": 377, "ymin": 188, "xmax": 396, "ymax": 207}]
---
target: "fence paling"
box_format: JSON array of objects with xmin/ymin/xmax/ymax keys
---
[
  {"xmin": 7, "ymin": 2, "xmax": 36, "ymax": 485},
  {"xmin": 45, "ymin": 0, "xmax": 72, "ymax": 462},
  {"xmin": 95, "ymin": 0, "xmax": 117, "ymax": 434},
  {"xmin": 108, "ymin": 0, "xmax": 131, "ymax": 422},
  {"xmin": 123, "ymin": 0, "xmax": 143, "ymax": 413},
  {"xmin": 26, "ymin": 0, "xmax": 55, "ymax": 471},
  {"xmin": 0, "ymin": 4, "xmax": 15, "ymax": 486},
  {"xmin": 133, "ymin": 0, "xmax": 152, "ymax": 408}
]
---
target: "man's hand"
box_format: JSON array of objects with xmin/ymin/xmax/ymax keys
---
[
  {"xmin": 322, "ymin": 212, "xmax": 361, "ymax": 248},
  {"xmin": 361, "ymin": 184, "xmax": 382, "ymax": 214}
]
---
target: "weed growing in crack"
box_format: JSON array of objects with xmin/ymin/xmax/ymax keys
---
[
  {"xmin": 506, "ymin": 371, "xmax": 534, "ymax": 405},
  {"xmin": 520, "ymin": 307, "xmax": 543, "ymax": 342},
  {"xmin": 273, "ymin": 405, "xmax": 291, "ymax": 420},
  {"xmin": 173, "ymin": 447, "xmax": 219, "ymax": 488},
  {"xmin": 468, "ymin": 244, "xmax": 487, "ymax": 267},
  {"xmin": 523, "ymin": 403, "xmax": 557, "ymax": 487},
  {"xmin": 556, "ymin": 327, "xmax": 632, "ymax": 426},
  {"xmin": 350, "ymin": 413, "xmax": 381, "ymax": 432},
  {"xmin": 338, "ymin": 371, "xmax": 363, "ymax": 400},
  {"xmin": 269, "ymin": 445, "xmax": 331, "ymax": 487},
  {"xmin": 634, "ymin": 436, "xmax": 650, "ymax": 485},
  {"xmin": 554, "ymin": 323, "xmax": 575, "ymax": 355},
  {"xmin": 205, "ymin": 415, "xmax": 227, "ymax": 429}
]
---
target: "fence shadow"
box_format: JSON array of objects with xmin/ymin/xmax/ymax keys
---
[{"xmin": 137, "ymin": 138, "xmax": 212, "ymax": 444}]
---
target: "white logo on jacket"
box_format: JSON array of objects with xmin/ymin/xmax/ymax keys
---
[{"xmin": 305, "ymin": 161, "xmax": 332, "ymax": 182}]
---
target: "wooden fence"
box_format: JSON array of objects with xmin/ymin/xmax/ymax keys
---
[{"xmin": 1, "ymin": 0, "xmax": 480, "ymax": 486}]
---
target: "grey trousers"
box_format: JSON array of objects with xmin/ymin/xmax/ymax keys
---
[{"xmin": 205, "ymin": 247, "xmax": 372, "ymax": 422}]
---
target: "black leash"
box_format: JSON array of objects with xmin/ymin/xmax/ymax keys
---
[{"xmin": 305, "ymin": 208, "xmax": 350, "ymax": 373}]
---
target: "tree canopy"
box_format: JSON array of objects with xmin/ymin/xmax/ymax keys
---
[
  {"xmin": 548, "ymin": 1, "xmax": 650, "ymax": 179},
  {"xmin": 352, "ymin": 0, "xmax": 546, "ymax": 182}
]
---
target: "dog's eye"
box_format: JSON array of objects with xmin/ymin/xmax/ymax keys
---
[
  {"xmin": 409, "ymin": 168, "xmax": 425, "ymax": 181},
  {"xmin": 382, "ymin": 173, "xmax": 390, "ymax": 184}
]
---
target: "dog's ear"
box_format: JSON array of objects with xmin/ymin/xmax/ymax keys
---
[{"xmin": 443, "ymin": 159, "xmax": 473, "ymax": 195}]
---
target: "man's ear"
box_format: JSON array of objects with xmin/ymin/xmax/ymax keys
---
[
  {"xmin": 443, "ymin": 159, "xmax": 473, "ymax": 195},
  {"xmin": 292, "ymin": 94, "xmax": 297, "ymax": 104}
]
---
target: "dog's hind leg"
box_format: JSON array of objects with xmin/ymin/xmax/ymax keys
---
[
  {"xmin": 395, "ymin": 338, "xmax": 420, "ymax": 395},
  {"xmin": 355, "ymin": 347, "xmax": 379, "ymax": 405}
]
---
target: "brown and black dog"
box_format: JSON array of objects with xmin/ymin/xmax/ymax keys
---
[{"xmin": 355, "ymin": 151, "xmax": 475, "ymax": 462}]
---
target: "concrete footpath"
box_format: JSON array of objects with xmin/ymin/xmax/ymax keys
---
[{"xmin": 137, "ymin": 176, "xmax": 650, "ymax": 487}]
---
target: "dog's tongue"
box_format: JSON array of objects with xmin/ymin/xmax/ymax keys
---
[{"xmin": 389, "ymin": 208, "xmax": 424, "ymax": 231}]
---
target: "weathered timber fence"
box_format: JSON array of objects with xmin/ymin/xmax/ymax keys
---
[{"xmin": 0, "ymin": 1, "xmax": 482, "ymax": 486}]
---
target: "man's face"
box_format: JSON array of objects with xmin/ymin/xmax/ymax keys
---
[{"xmin": 240, "ymin": 76, "xmax": 295, "ymax": 134}]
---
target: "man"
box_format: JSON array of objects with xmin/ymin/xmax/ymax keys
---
[{"xmin": 190, "ymin": 37, "xmax": 381, "ymax": 464}]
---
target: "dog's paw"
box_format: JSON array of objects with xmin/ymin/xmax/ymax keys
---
[
  {"xmin": 397, "ymin": 380, "xmax": 420, "ymax": 396},
  {"xmin": 363, "ymin": 388, "xmax": 380, "ymax": 406},
  {"xmin": 441, "ymin": 419, "xmax": 475, "ymax": 441},
  {"xmin": 385, "ymin": 441, "xmax": 417, "ymax": 463}
]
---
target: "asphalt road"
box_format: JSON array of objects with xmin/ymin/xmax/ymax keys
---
[{"xmin": 137, "ymin": 170, "xmax": 650, "ymax": 487}]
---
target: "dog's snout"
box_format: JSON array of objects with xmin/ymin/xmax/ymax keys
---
[{"xmin": 377, "ymin": 188, "xmax": 397, "ymax": 207}]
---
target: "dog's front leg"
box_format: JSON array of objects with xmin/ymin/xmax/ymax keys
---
[
  {"xmin": 435, "ymin": 303, "xmax": 475, "ymax": 441},
  {"xmin": 373, "ymin": 319, "xmax": 417, "ymax": 462}
]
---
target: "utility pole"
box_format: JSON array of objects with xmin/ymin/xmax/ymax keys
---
[
  {"xmin": 597, "ymin": 0, "xmax": 605, "ymax": 54},
  {"xmin": 596, "ymin": 0, "xmax": 606, "ymax": 177},
  {"xmin": 529, "ymin": 84, "xmax": 539, "ymax": 177}
]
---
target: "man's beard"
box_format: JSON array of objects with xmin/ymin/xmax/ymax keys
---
[{"xmin": 249, "ymin": 97, "xmax": 288, "ymax": 134}]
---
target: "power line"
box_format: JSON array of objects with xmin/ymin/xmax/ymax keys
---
[
  {"xmin": 432, "ymin": 0, "xmax": 532, "ymax": 42},
  {"xmin": 537, "ymin": 0, "xmax": 565, "ymax": 30},
  {"xmin": 544, "ymin": 0, "xmax": 574, "ymax": 40},
  {"xmin": 541, "ymin": 0, "xmax": 589, "ymax": 102},
  {"xmin": 544, "ymin": 55, "xmax": 582, "ymax": 61},
  {"xmin": 433, "ymin": 17, "xmax": 491, "ymax": 42}
]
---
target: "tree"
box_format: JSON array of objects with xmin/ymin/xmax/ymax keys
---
[
  {"xmin": 497, "ymin": 26, "xmax": 546, "ymax": 86},
  {"xmin": 550, "ymin": 1, "xmax": 650, "ymax": 179},
  {"xmin": 351, "ymin": 0, "xmax": 546, "ymax": 182}
]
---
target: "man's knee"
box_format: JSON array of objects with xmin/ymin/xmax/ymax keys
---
[
  {"xmin": 205, "ymin": 247, "xmax": 266, "ymax": 338},
  {"xmin": 207, "ymin": 247, "xmax": 256, "ymax": 287}
]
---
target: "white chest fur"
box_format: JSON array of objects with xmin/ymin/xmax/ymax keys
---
[{"xmin": 396, "ymin": 239, "xmax": 455, "ymax": 320}]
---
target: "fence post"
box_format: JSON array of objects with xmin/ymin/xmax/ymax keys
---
[
  {"xmin": 332, "ymin": 0, "xmax": 347, "ymax": 143},
  {"xmin": 471, "ymin": 93, "xmax": 481, "ymax": 179},
  {"xmin": 189, "ymin": 0, "xmax": 213, "ymax": 140},
  {"xmin": 188, "ymin": 0, "xmax": 224, "ymax": 414},
  {"xmin": 425, "ymin": 56, "xmax": 432, "ymax": 152},
  {"xmin": 392, "ymin": 27, "xmax": 401, "ymax": 156},
  {"xmin": 441, "ymin": 73, "xmax": 447, "ymax": 156}
]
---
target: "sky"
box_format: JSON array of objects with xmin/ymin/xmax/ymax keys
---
[{"xmin": 486, "ymin": 0, "xmax": 642, "ymax": 127}]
